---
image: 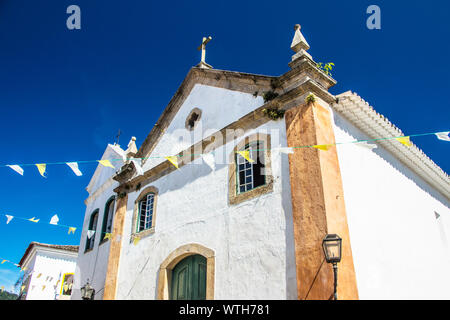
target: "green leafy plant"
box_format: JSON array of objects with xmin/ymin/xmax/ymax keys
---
[
  {"xmin": 263, "ymin": 91, "xmax": 279, "ymax": 103},
  {"xmin": 305, "ymin": 93, "xmax": 316, "ymax": 104},
  {"xmin": 316, "ymin": 62, "xmax": 335, "ymax": 77},
  {"xmin": 262, "ymin": 107, "xmax": 285, "ymax": 120}
]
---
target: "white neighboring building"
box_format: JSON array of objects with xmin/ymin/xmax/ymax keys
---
[
  {"xmin": 73, "ymin": 24, "xmax": 450, "ymax": 300},
  {"xmin": 18, "ymin": 242, "xmax": 78, "ymax": 300}
]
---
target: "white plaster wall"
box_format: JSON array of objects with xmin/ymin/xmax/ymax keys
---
[
  {"xmin": 116, "ymin": 120, "xmax": 298, "ymax": 300},
  {"xmin": 142, "ymin": 84, "xmax": 265, "ymax": 171},
  {"xmin": 71, "ymin": 185, "xmax": 117, "ymax": 300},
  {"xmin": 72, "ymin": 145, "xmax": 123, "ymax": 300},
  {"xmin": 332, "ymin": 111, "xmax": 450, "ymax": 299},
  {"xmin": 25, "ymin": 251, "xmax": 77, "ymax": 300}
]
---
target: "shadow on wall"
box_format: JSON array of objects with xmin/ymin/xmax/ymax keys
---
[
  {"xmin": 333, "ymin": 112, "xmax": 450, "ymax": 207},
  {"xmin": 139, "ymin": 156, "xmax": 228, "ymax": 197},
  {"xmin": 280, "ymin": 149, "xmax": 298, "ymax": 299}
]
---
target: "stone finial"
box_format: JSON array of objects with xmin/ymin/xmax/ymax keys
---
[
  {"xmin": 125, "ymin": 136, "xmax": 138, "ymax": 158},
  {"xmin": 291, "ymin": 24, "xmax": 310, "ymax": 53}
]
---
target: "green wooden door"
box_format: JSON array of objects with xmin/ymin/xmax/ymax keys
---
[{"xmin": 171, "ymin": 254, "xmax": 207, "ymax": 300}]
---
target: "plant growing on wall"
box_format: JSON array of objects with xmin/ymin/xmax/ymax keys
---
[
  {"xmin": 305, "ymin": 93, "xmax": 316, "ymax": 104},
  {"xmin": 263, "ymin": 91, "xmax": 279, "ymax": 103},
  {"xmin": 316, "ymin": 62, "xmax": 335, "ymax": 77},
  {"xmin": 262, "ymin": 107, "xmax": 285, "ymax": 120}
]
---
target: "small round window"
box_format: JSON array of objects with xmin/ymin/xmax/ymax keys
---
[{"xmin": 185, "ymin": 108, "xmax": 202, "ymax": 131}]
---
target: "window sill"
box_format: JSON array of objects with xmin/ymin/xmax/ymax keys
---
[
  {"xmin": 84, "ymin": 248, "xmax": 94, "ymax": 254},
  {"xmin": 228, "ymin": 180, "xmax": 274, "ymax": 206},
  {"xmin": 130, "ymin": 227, "xmax": 155, "ymax": 243},
  {"xmin": 99, "ymin": 238, "xmax": 109, "ymax": 246}
]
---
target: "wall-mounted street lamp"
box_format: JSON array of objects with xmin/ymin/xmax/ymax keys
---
[
  {"xmin": 322, "ymin": 234, "xmax": 342, "ymax": 300},
  {"xmin": 80, "ymin": 279, "xmax": 95, "ymax": 300}
]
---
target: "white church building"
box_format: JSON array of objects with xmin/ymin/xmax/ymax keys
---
[{"xmin": 72, "ymin": 24, "xmax": 450, "ymax": 300}]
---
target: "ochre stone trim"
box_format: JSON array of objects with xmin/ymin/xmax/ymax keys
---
[
  {"xmin": 285, "ymin": 101, "xmax": 358, "ymax": 300},
  {"xmin": 157, "ymin": 243, "xmax": 215, "ymax": 300},
  {"xmin": 228, "ymin": 133, "xmax": 273, "ymax": 205},
  {"xmin": 130, "ymin": 186, "xmax": 158, "ymax": 242},
  {"xmin": 103, "ymin": 193, "xmax": 128, "ymax": 300}
]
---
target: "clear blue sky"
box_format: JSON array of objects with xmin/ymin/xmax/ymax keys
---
[{"xmin": 0, "ymin": 0, "xmax": 449, "ymax": 292}]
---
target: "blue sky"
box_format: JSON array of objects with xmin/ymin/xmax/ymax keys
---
[{"xmin": 0, "ymin": 0, "xmax": 449, "ymax": 293}]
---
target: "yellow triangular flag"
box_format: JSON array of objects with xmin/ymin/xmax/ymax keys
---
[
  {"xmin": 36, "ymin": 163, "xmax": 46, "ymax": 177},
  {"xmin": 28, "ymin": 217, "xmax": 40, "ymax": 223},
  {"xmin": 21, "ymin": 285, "xmax": 25, "ymax": 292},
  {"xmin": 312, "ymin": 144, "xmax": 331, "ymax": 151},
  {"xmin": 236, "ymin": 150, "xmax": 255, "ymax": 163},
  {"xmin": 133, "ymin": 236, "xmax": 140, "ymax": 245},
  {"xmin": 1, "ymin": 286, "xmax": 3, "ymax": 292},
  {"xmin": 42, "ymin": 285, "xmax": 46, "ymax": 291},
  {"xmin": 68, "ymin": 227, "xmax": 76, "ymax": 234},
  {"xmin": 98, "ymin": 159, "xmax": 115, "ymax": 168},
  {"xmin": 165, "ymin": 156, "xmax": 179, "ymax": 169},
  {"xmin": 37, "ymin": 273, "xmax": 42, "ymax": 278},
  {"xmin": 104, "ymin": 233, "xmax": 112, "ymax": 240},
  {"xmin": 396, "ymin": 136, "xmax": 413, "ymax": 147},
  {"xmin": 1, "ymin": 260, "xmax": 7, "ymax": 264}
]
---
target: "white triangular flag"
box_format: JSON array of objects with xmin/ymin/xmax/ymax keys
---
[
  {"xmin": 49, "ymin": 214, "xmax": 59, "ymax": 225},
  {"xmin": 87, "ymin": 230, "xmax": 95, "ymax": 239},
  {"xmin": 7, "ymin": 165, "xmax": 24, "ymax": 176},
  {"xmin": 202, "ymin": 153, "xmax": 216, "ymax": 170},
  {"xmin": 66, "ymin": 162, "xmax": 82, "ymax": 176},
  {"xmin": 277, "ymin": 147, "xmax": 294, "ymax": 154},
  {"xmin": 5, "ymin": 215, "xmax": 14, "ymax": 224},
  {"xmin": 357, "ymin": 141, "xmax": 377, "ymax": 149},
  {"xmin": 435, "ymin": 131, "xmax": 450, "ymax": 142}
]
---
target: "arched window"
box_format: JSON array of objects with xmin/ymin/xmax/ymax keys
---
[
  {"xmin": 236, "ymin": 141, "xmax": 266, "ymax": 194},
  {"xmin": 85, "ymin": 209, "xmax": 99, "ymax": 251},
  {"xmin": 185, "ymin": 108, "xmax": 202, "ymax": 131},
  {"xmin": 100, "ymin": 197, "xmax": 115, "ymax": 242},
  {"xmin": 131, "ymin": 186, "xmax": 158, "ymax": 241},
  {"xmin": 228, "ymin": 133, "xmax": 273, "ymax": 206},
  {"xmin": 137, "ymin": 193, "xmax": 155, "ymax": 232}
]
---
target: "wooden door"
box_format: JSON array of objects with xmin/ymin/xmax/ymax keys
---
[{"xmin": 171, "ymin": 254, "xmax": 206, "ymax": 300}]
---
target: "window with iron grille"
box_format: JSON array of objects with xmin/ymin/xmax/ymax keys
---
[
  {"xmin": 137, "ymin": 193, "xmax": 155, "ymax": 232},
  {"xmin": 101, "ymin": 197, "xmax": 115, "ymax": 241},
  {"xmin": 85, "ymin": 210, "xmax": 98, "ymax": 251},
  {"xmin": 236, "ymin": 141, "xmax": 266, "ymax": 194}
]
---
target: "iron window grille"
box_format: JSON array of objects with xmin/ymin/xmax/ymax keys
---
[
  {"xmin": 138, "ymin": 193, "xmax": 155, "ymax": 232},
  {"xmin": 236, "ymin": 141, "xmax": 266, "ymax": 194}
]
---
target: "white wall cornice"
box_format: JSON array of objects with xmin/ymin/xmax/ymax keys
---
[{"xmin": 334, "ymin": 91, "xmax": 450, "ymax": 201}]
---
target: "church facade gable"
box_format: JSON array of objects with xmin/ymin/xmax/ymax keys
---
[{"xmin": 141, "ymin": 83, "xmax": 267, "ymax": 172}]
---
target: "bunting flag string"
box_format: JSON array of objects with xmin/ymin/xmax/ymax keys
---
[
  {"xmin": 236, "ymin": 150, "xmax": 254, "ymax": 163},
  {"xmin": 312, "ymin": 144, "xmax": 331, "ymax": 151},
  {"xmin": 49, "ymin": 214, "xmax": 59, "ymax": 225},
  {"xmin": 1, "ymin": 214, "xmax": 78, "ymax": 235},
  {"xmin": 165, "ymin": 156, "xmax": 179, "ymax": 169},
  {"xmin": 5, "ymin": 215, "xmax": 13, "ymax": 224},
  {"xmin": 35, "ymin": 164, "xmax": 46, "ymax": 178},
  {"xmin": 435, "ymin": 131, "xmax": 450, "ymax": 141},
  {"xmin": 6, "ymin": 165, "xmax": 23, "ymax": 176},
  {"xmin": 98, "ymin": 159, "xmax": 115, "ymax": 169},
  {"xmin": 1, "ymin": 130, "xmax": 447, "ymax": 178},
  {"xmin": 395, "ymin": 136, "xmax": 413, "ymax": 147},
  {"xmin": 66, "ymin": 162, "xmax": 82, "ymax": 176}
]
